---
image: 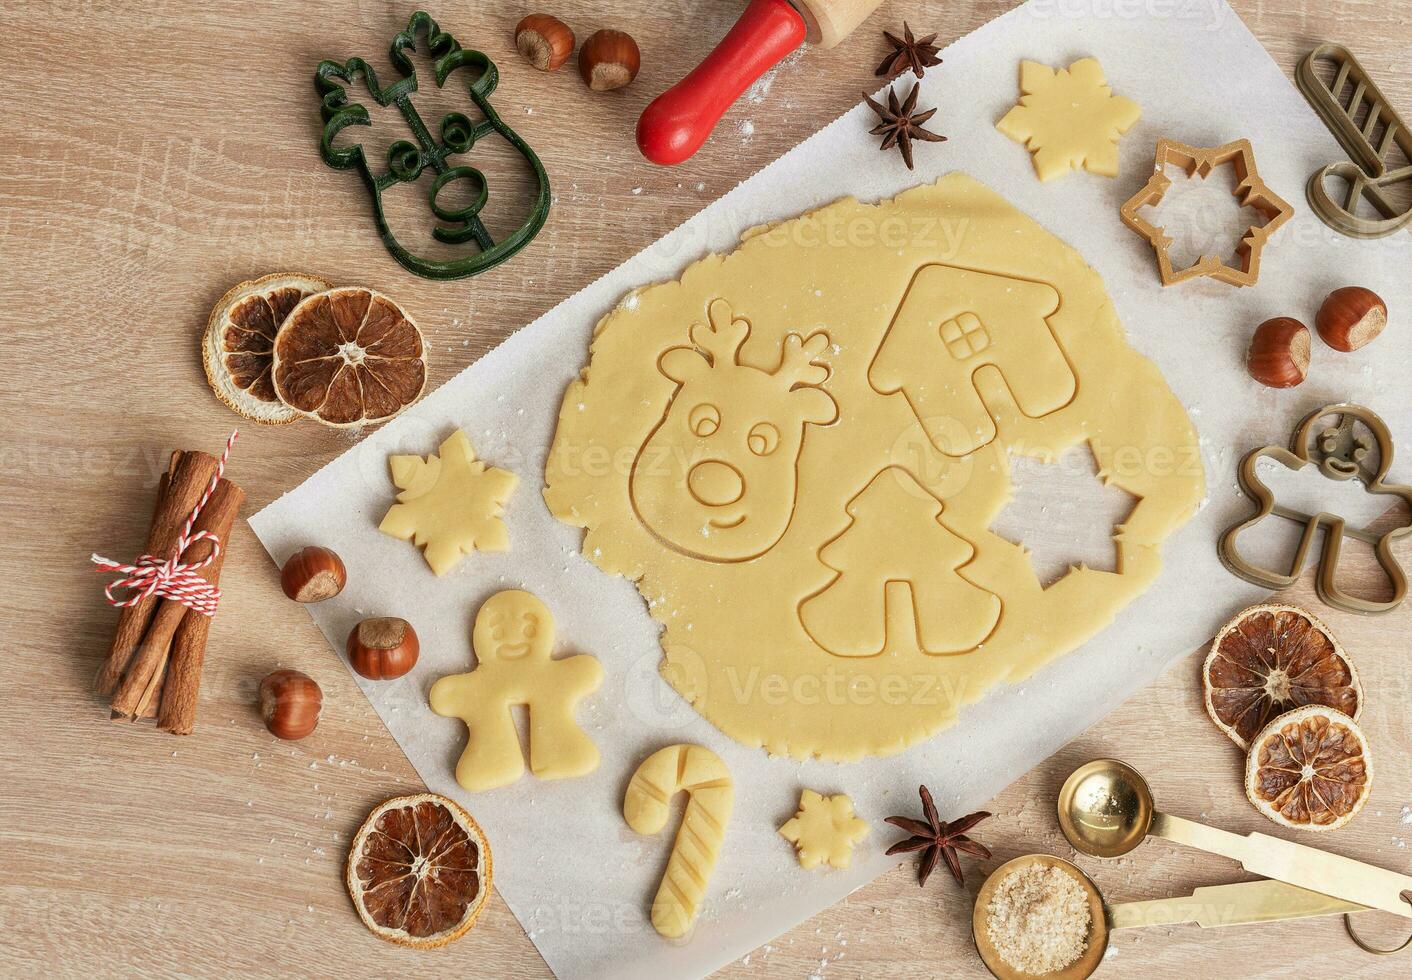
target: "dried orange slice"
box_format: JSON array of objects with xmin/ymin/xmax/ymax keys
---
[
  {"xmin": 346, "ymin": 793, "xmax": 492, "ymax": 949},
  {"xmin": 272, "ymin": 287, "xmax": 427, "ymax": 427},
  {"xmin": 202, "ymin": 272, "xmax": 331, "ymax": 423},
  {"xmin": 1203, "ymin": 603, "xmax": 1361, "ymax": 750},
  {"xmin": 1245, "ymin": 705, "xmax": 1372, "ymax": 832}
]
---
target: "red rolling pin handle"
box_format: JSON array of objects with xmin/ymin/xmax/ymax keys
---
[{"xmin": 637, "ymin": 0, "xmax": 808, "ymax": 165}]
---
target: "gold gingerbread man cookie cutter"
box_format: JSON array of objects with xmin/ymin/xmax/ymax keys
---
[{"xmin": 1220, "ymin": 403, "xmax": 1412, "ymax": 614}]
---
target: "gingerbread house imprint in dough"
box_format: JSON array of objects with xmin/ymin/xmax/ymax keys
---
[{"xmin": 868, "ymin": 264, "xmax": 1076, "ymax": 458}]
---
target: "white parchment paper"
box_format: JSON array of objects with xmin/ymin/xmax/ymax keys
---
[{"xmin": 250, "ymin": 3, "xmax": 1412, "ymax": 976}]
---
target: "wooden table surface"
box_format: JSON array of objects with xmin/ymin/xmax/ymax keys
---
[{"xmin": 5, "ymin": 0, "xmax": 1410, "ymax": 976}]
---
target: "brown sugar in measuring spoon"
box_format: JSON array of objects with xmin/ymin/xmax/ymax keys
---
[{"xmin": 972, "ymin": 853, "xmax": 1362, "ymax": 980}]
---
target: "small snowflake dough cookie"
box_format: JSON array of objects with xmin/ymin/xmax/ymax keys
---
[
  {"xmin": 779, "ymin": 790, "xmax": 871, "ymax": 870},
  {"xmin": 996, "ymin": 57, "xmax": 1141, "ymax": 181},
  {"xmin": 430, "ymin": 590, "xmax": 602, "ymax": 791},
  {"xmin": 378, "ymin": 429, "xmax": 517, "ymax": 575}
]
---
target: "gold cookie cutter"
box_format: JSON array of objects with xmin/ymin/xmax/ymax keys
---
[
  {"xmin": 1296, "ymin": 43, "xmax": 1412, "ymax": 239},
  {"xmin": 1220, "ymin": 403, "xmax": 1412, "ymax": 614},
  {"xmin": 1119, "ymin": 138, "xmax": 1294, "ymax": 287}
]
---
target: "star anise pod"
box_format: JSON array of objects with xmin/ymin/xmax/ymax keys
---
[
  {"xmin": 875, "ymin": 23, "xmax": 943, "ymax": 79},
  {"xmin": 885, "ymin": 784, "xmax": 992, "ymax": 887},
  {"xmin": 862, "ymin": 83, "xmax": 947, "ymax": 171}
]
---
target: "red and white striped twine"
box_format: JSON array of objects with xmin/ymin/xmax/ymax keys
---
[{"xmin": 91, "ymin": 430, "xmax": 239, "ymax": 618}]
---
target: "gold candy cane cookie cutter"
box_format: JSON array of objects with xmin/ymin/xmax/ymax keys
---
[{"xmin": 1296, "ymin": 43, "xmax": 1412, "ymax": 239}]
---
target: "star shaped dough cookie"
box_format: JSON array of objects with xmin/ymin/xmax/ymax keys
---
[
  {"xmin": 378, "ymin": 429, "xmax": 517, "ymax": 575},
  {"xmin": 779, "ymin": 790, "xmax": 871, "ymax": 870},
  {"xmin": 996, "ymin": 57, "xmax": 1141, "ymax": 181}
]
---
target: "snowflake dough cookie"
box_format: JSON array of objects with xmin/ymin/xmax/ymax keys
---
[
  {"xmin": 996, "ymin": 57, "xmax": 1141, "ymax": 181},
  {"xmin": 430, "ymin": 590, "xmax": 602, "ymax": 791},
  {"xmin": 779, "ymin": 790, "xmax": 870, "ymax": 870},
  {"xmin": 378, "ymin": 429, "xmax": 517, "ymax": 575}
]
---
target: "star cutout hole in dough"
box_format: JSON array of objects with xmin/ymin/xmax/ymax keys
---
[
  {"xmin": 996, "ymin": 57, "xmax": 1141, "ymax": 181},
  {"xmin": 779, "ymin": 789, "xmax": 871, "ymax": 870},
  {"xmin": 990, "ymin": 444, "xmax": 1140, "ymax": 588}
]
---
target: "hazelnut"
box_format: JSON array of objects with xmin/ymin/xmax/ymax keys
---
[
  {"xmin": 1316, "ymin": 286, "xmax": 1387, "ymax": 352},
  {"xmin": 280, "ymin": 545, "xmax": 347, "ymax": 603},
  {"xmin": 579, "ymin": 29, "xmax": 640, "ymax": 91},
  {"xmin": 347, "ymin": 617, "xmax": 419, "ymax": 681},
  {"xmin": 1247, "ymin": 317, "xmax": 1311, "ymax": 389},
  {"xmin": 515, "ymin": 14, "xmax": 574, "ymax": 72},
  {"xmin": 259, "ymin": 669, "xmax": 322, "ymax": 740}
]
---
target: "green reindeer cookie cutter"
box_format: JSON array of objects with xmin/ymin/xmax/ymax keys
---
[
  {"xmin": 314, "ymin": 11, "xmax": 551, "ymax": 280},
  {"xmin": 1220, "ymin": 403, "xmax": 1412, "ymax": 614}
]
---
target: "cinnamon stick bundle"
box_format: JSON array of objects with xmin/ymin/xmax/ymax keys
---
[
  {"xmin": 95, "ymin": 451, "xmax": 219, "ymax": 694},
  {"xmin": 97, "ymin": 447, "xmax": 243, "ymax": 732}
]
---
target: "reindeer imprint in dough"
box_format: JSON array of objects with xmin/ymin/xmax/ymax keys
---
[
  {"xmin": 869, "ymin": 264, "xmax": 1075, "ymax": 458},
  {"xmin": 630, "ymin": 298, "xmax": 837, "ymax": 562}
]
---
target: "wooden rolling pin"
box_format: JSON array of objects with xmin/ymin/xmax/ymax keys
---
[{"xmin": 637, "ymin": 0, "xmax": 884, "ymax": 165}]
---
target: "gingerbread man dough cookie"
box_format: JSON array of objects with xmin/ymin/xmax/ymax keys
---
[
  {"xmin": 430, "ymin": 590, "xmax": 603, "ymax": 792},
  {"xmin": 379, "ymin": 429, "xmax": 517, "ymax": 576}
]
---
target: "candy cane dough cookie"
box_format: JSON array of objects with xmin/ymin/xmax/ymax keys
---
[{"xmin": 623, "ymin": 744, "xmax": 734, "ymax": 939}]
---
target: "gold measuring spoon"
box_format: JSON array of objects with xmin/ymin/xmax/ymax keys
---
[
  {"xmin": 972, "ymin": 853, "xmax": 1360, "ymax": 980},
  {"xmin": 1058, "ymin": 759, "xmax": 1412, "ymax": 919}
]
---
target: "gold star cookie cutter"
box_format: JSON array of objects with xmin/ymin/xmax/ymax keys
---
[{"xmin": 1119, "ymin": 138, "xmax": 1294, "ymax": 287}]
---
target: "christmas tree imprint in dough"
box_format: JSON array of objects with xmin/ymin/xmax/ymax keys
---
[
  {"xmin": 779, "ymin": 789, "xmax": 870, "ymax": 870},
  {"xmin": 800, "ymin": 467, "xmax": 1001, "ymax": 657},
  {"xmin": 869, "ymin": 264, "xmax": 1074, "ymax": 458},
  {"xmin": 629, "ymin": 298, "xmax": 838, "ymax": 562},
  {"xmin": 378, "ymin": 429, "xmax": 517, "ymax": 575},
  {"xmin": 429, "ymin": 590, "xmax": 602, "ymax": 792},
  {"xmin": 996, "ymin": 57, "xmax": 1141, "ymax": 181}
]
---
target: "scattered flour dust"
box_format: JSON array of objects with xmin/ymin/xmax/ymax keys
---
[
  {"xmin": 746, "ymin": 69, "xmax": 778, "ymax": 105},
  {"xmin": 985, "ymin": 863, "xmax": 1091, "ymax": 975},
  {"xmin": 745, "ymin": 46, "xmax": 804, "ymax": 104}
]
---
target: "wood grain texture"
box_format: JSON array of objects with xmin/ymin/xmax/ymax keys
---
[{"xmin": 3, "ymin": 1, "xmax": 1410, "ymax": 976}]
